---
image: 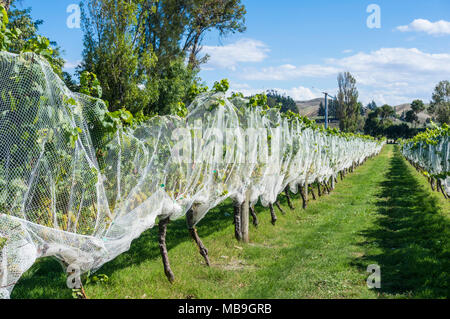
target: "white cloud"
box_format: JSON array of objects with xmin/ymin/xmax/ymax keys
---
[
  {"xmin": 396, "ymin": 19, "xmax": 450, "ymax": 36},
  {"xmin": 64, "ymin": 60, "xmax": 81, "ymax": 69},
  {"xmin": 241, "ymin": 64, "xmax": 339, "ymax": 81},
  {"xmin": 342, "ymin": 49, "xmax": 353, "ymax": 54},
  {"xmin": 281, "ymin": 86, "xmax": 319, "ymax": 101},
  {"xmin": 237, "ymin": 47, "xmax": 450, "ymax": 104},
  {"xmin": 201, "ymin": 36, "xmax": 448, "ymax": 105},
  {"xmin": 202, "ymin": 38, "xmax": 269, "ymax": 70},
  {"xmin": 327, "ymin": 48, "xmax": 450, "ymax": 87},
  {"xmin": 331, "ymin": 48, "xmax": 450, "ymax": 104}
]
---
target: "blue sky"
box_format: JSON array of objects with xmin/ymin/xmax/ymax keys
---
[{"xmin": 17, "ymin": 0, "xmax": 450, "ymax": 105}]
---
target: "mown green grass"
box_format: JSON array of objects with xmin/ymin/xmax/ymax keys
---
[{"xmin": 12, "ymin": 144, "xmax": 449, "ymax": 299}]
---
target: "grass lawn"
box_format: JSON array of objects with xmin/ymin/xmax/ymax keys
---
[{"xmin": 11, "ymin": 144, "xmax": 449, "ymax": 299}]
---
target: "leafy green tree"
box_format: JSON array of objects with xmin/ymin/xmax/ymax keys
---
[
  {"xmin": 80, "ymin": 0, "xmax": 246, "ymax": 115},
  {"xmin": 405, "ymin": 109, "xmax": 418, "ymax": 126},
  {"xmin": 142, "ymin": 0, "xmax": 246, "ymax": 109},
  {"xmin": 328, "ymin": 98, "xmax": 338, "ymax": 119},
  {"xmin": 146, "ymin": 58, "xmax": 197, "ymax": 115},
  {"xmin": 379, "ymin": 104, "xmax": 395, "ymax": 124},
  {"xmin": 1, "ymin": 1, "xmax": 64, "ymax": 76},
  {"xmin": 363, "ymin": 110, "xmax": 381, "ymax": 136},
  {"xmin": 429, "ymin": 80, "xmax": 450, "ymax": 124},
  {"xmin": 79, "ymin": 71, "xmax": 103, "ymax": 98},
  {"xmin": 336, "ymin": 72, "xmax": 360, "ymax": 132},
  {"xmin": 411, "ymin": 99, "xmax": 425, "ymax": 114},
  {"xmin": 318, "ymin": 101, "xmax": 325, "ymax": 117},
  {"xmin": 317, "ymin": 99, "xmax": 338, "ymax": 120},
  {"xmin": 358, "ymin": 102, "xmax": 365, "ymax": 116},
  {"xmin": 407, "ymin": 99, "xmax": 425, "ymax": 127},
  {"xmin": 364, "ymin": 108, "xmax": 416, "ymax": 139},
  {"xmin": 212, "ymin": 78, "xmax": 230, "ymax": 92},
  {"xmin": 185, "ymin": 80, "xmax": 208, "ymax": 105},
  {"xmin": 266, "ymin": 90, "xmax": 297, "ymax": 113},
  {"xmin": 79, "ymin": 0, "xmax": 159, "ymax": 114},
  {"xmin": 182, "ymin": 0, "xmax": 246, "ymax": 69},
  {"xmin": 6, "ymin": 3, "xmax": 42, "ymax": 52},
  {"xmin": 366, "ymin": 100, "xmax": 377, "ymax": 111},
  {"xmin": 384, "ymin": 123, "xmax": 414, "ymax": 139},
  {"xmin": 0, "ymin": 4, "xmax": 17, "ymax": 50}
]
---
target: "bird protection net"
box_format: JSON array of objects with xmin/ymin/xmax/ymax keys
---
[
  {"xmin": 401, "ymin": 132, "xmax": 450, "ymax": 196},
  {"xmin": 0, "ymin": 52, "xmax": 384, "ymax": 298}
]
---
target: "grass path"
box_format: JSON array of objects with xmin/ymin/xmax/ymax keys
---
[{"xmin": 12, "ymin": 145, "xmax": 449, "ymax": 299}]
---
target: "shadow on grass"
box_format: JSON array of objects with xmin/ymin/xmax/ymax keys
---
[
  {"xmin": 12, "ymin": 199, "xmax": 237, "ymax": 299},
  {"xmin": 353, "ymin": 147, "xmax": 449, "ymax": 298}
]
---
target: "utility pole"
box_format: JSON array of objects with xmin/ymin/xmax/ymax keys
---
[
  {"xmin": 321, "ymin": 92, "xmax": 336, "ymax": 129},
  {"xmin": 324, "ymin": 93, "xmax": 328, "ymax": 129}
]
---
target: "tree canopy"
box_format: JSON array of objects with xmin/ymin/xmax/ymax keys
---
[
  {"xmin": 411, "ymin": 99, "xmax": 425, "ymax": 114},
  {"xmin": 79, "ymin": 0, "xmax": 246, "ymax": 116},
  {"xmin": 429, "ymin": 80, "xmax": 450, "ymax": 124},
  {"xmin": 336, "ymin": 72, "xmax": 360, "ymax": 132},
  {"xmin": 266, "ymin": 90, "xmax": 297, "ymax": 113}
]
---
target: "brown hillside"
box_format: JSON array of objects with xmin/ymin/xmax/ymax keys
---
[{"xmin": 297, "ymin": 99, "xmax": 431, "ymax": 123}]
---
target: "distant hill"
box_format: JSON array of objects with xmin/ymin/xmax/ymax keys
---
[
  {"xmin": 296, "ymin": 99, "xmax": 431, "ymax": 123},
  {"xmin": 296, "ymin": 98, "xmax": 324, "ymax": 117},
  {"xmin": 393, "ymin": 103, "xmax": 431, "ymax": 123}
]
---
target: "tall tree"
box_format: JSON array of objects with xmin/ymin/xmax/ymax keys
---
[
  {"xmin": 182, "ymin": 0, "xmax": 246, "ymax": 69},
  {"xmin": 366, "ymin": 100, "xmax": 377, "ymax": 111},
  {"xmin": 80, "ymin": 0, "xmax": 162, "ymax": 114},
  {"xmin": 428, "ymin": 80, "xmax": 450, "ymax": 124},
  {"xmin": 318, "ymin": 101, "xmax": 325, "ymax": 117},
  {"xmin": 411, "ymin": 99, "xmax": 425, "ymax": 114},
  {"xmin": 1, "ymin": 1, "xmax": 65, "ymax": 76},
  {"xmin": 80, "ymin": 0, "xmax": 246, "ymax": 115},
  {"xmin": 328, "ymin": 98, "xmax": 338, "ymax": 119},
  {"xmin": 405, "ymin": 110, "xmax": 418, "ymax": 126},
  {"xmin": 379, "ymin": 104, "xmax": 395, "ymax": 124},
  {"xmin": 266, "ymin": 90, "xmax": 297, "ymax": 113},
  {"xmin": 409, "ymin": 99, "xmax": 425, "ymax": 127},
  {"xmin": 336, "ymin": 72, "xmax": 360, "ymax": 132},
  {"xmin": 364, "ymin": 110, "xmax": 381, "ymax": 136}
]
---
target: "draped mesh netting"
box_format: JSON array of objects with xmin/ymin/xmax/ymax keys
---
[
  {"xmin": 401, "ymin": 135, "xmax": 450, "ymax": 196},
  {"xmin": 0, "ymin": 52, "xmax": 384, "ymax": 298}
]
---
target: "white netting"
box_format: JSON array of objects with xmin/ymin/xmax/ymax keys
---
[
  {"xmin": 0, "ymin": 52, "xmax": 384, "ymax": 298},
  {"xmin": 401, "ymin": 134, "xmax": 450, "ymax": 196}
]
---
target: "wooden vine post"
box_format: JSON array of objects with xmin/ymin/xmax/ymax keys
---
[{"xmin": 241, "ymin": 189, "xmax": 250, "ymax": 243}]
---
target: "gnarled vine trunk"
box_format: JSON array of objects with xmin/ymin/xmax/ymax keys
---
[
  {"xmin": 250, "ymin": 205, "xmax": 259, "ymax": 227},
  {"xmin": 186, "ymin": 210, "xmax": 210, "ymax": 266},
  {"xmin": 284, "ymin": 188, "xmax": 295, "ymax": 209},
  {"xmin": 158, "ymin": 217, "xmax": 175, "ymax": 283},
  {"xmin": 299, "ymin": 184, "xmax": 308, "ymax": 209},
  {"xmin": 269, "ymin": 203, "xmax": 277, "ymax": 225},
  {"xmin": 233, "ymin": 200, "xmax": 242, "ymax": 241},
  {"xmin": 275, "ymin": 201, "xmax": 285, "ymax": 215},
  {"xmin": 309, "ymin": 185, "xmax": 316, "ymax": 200}
]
